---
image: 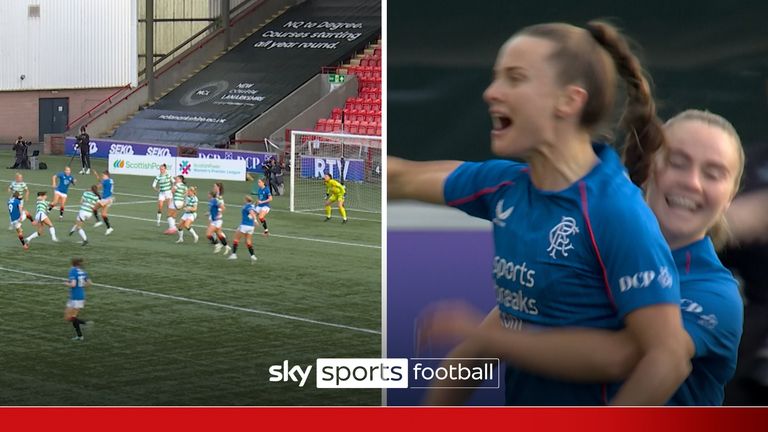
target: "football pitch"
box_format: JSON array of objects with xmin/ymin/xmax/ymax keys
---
[{"xmin": 0, "ymin": 152, "xmax": 382, "ymax": 405}]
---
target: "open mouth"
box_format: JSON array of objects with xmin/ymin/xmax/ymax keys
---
[
  {"xmin": 666, "ymin": 195, "xmax": 701, "ymax": 212},
  {"xmin": 491, "ymin": 115, "xmax": 513, "ymax": 132}
]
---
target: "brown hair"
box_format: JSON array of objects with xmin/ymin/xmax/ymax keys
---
[
  {"xmin": 72, "ymin": 257, "xmax": 84, "ymax": 267},
  {"xmin": 518, "ymin": 20, "xmax": 666, "ymax": 187},
  {"xmin": 663, "ymin": 109, "xmax": 745, "ymax": 249}
]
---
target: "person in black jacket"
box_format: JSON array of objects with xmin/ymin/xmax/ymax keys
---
[
  {"xmin": 9, "ymin": 137, "xmax": 28, "ymax": 169},
  {"xmin": 270, "ymin": 157, "xmax": 282, "ymax": 196},
  {"xmin": 76, "ymin": 126, "xmax": 91, "ymax": 174},
  {"xmin": 262, "ymin": 158, "xmax": 272, "ymax": 195}
]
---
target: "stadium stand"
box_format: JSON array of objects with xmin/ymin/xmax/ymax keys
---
[{"xmin": 313, "ymin": 40, "xmax": 382, "ymax": 136}]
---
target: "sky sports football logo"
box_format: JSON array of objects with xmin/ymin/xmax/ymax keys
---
[
  {"xmin": 179, "ymin": 160, "xmax": 193, "ymax": 175},
  {"xmin": 268, "ymin": 358, "xmax": 499, "ymax": 389}
]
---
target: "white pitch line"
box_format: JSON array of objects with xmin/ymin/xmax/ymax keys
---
[
  {"xmin": 1, "ymin": 180, "xmax": 381, "ymax": 223},
  {"xmin": 5, "ymin": 280, "xmax": 61, "ymax": 285},
  {"xmin": 0, "ymin": 266, "xmax": 381, "ymax": 336},
  {"xmin": 109, "ymin": 200, "xmax": 158, "ymax": 206}
]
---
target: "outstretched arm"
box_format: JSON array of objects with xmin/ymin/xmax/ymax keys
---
[
  {"xmin": 422, "ymin": 307, "xmax": 502, "ymax": 405},
  {"xmin": 388, "ymin": 156, "xmax": 462, "ymax": 204},
  {"xmin": 726, "ymin": 189, "xmax": 768, "ymax": 245},
  {"xmin": 420, "ymin": 302, "xmax": 641, "ymax": 383}
]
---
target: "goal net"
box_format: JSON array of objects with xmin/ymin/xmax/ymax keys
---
[{"xmin": 289, "ymin": 130, "xmax": 382, "ymax": 215}]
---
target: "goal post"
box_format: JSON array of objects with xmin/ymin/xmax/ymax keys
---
[{"xmin": 289, "ymin": 130, "xmax": 382, "ymax": 215}]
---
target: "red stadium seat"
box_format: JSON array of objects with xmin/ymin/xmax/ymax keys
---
[{"xmin": 329, "ymin": 119, "xmax": 341, "ymax": 132}]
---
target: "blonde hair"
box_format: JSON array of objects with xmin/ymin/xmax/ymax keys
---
[{"xmin": 663, "ymin": 109, "xmax": 745, "ymax": 250}]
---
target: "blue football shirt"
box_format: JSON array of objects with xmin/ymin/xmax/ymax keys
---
[
  {"xmin": 102, "ymin": 178, "xmax": 114, "ymax": 199},
  {"xmin": 668, "ymin": 237, "xmax": 742, "ymax": 405},
  {"xmin": 444, "ymin": 144, "xmax": 680, "ymax": 405},
  {"xmin": 209, "ymin": 198, "xmax": 222, "ymax": 221},
  {"xmin": 56, "ymin": 172, "xmax": 75, "ymax": 194},
  {"xmin": 240, "ymin": 203, "xmax": 257, "ymax": 226},
  {"xmin": 8, "ymin": 197, "xmax": 22, "ymax": 221},
  {"xmin": 68, "ymin": 267, "xmax": 88, "ymax": 301},
  {"xmin": 257, "ymin": 186, "xmax": 271, "ymax": 207}
]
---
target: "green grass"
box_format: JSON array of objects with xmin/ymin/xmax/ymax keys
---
[{"xmin": 0, "ymin": 152, "xmax": 381, "ymax": 405}]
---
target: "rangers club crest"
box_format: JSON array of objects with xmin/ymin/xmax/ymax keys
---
[{"xmin": 547, "ymin": 216, "xmax": 579, "ymax": 259}]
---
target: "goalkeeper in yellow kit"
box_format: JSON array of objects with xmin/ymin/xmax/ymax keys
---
[{"xmin": 323, "ymin": 173, "xmax": 348, "ymax": 223}]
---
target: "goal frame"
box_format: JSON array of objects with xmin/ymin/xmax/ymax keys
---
[{"xmin": 289, "ymin": 130, "xmax": 382, "ymax": 213}]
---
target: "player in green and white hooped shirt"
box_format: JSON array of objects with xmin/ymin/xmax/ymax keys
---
[
  {"xmin": 68, "ymin": 185, "xmax": 100, "ymax": 246},
  {"xmin": 153, "ymin": 164, "xmax": 173, "ymax": 227},
  {"xmin": 8, "ymin": 172, "xmax": 32, "ymax": 229},
  {"xmin": 164, "ymin": 175, "xmax": 188, "ymax": 234},
  {"xmin": 26, "ymin": 191, "xmax": 58, "ymax": 243},
  {"xmin": 176, "ymin": 186, "xmax": 199, "ymax": 243}
]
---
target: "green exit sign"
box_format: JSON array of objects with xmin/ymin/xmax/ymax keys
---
[{"xmin": 328, "ymin": 74, "xmax": 346, "ymax": 83}]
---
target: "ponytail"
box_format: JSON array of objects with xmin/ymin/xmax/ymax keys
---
[{"xmin": 586, "ymin": 21, "xmax": 666, "ymax": 187}]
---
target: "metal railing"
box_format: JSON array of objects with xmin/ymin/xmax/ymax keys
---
[
  {"xmin": 65, "ymin": 83, "xmax": 133, "ymax": 130},
  {"xmin": 138, "ymin": 0, "xmax": 265, "ymax": 79}
]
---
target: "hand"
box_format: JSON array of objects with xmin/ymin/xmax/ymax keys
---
[{"xmin": 417, "ymin": 301, "xmax": 486, "ymax": 351}]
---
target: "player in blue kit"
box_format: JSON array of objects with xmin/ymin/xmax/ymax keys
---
[
  {"xmin": 49, "ymin": 166, "xmax": 76, "ymax": 220},
  {"xmin": 420, "ymin": 110, "xmax": 745, "ymax": 405},
  {"xmin": 8, "ymin": 192, "xmax": 29, "ymax": 250},
  {"xmin": 253, "ymin": 177, "xmax": 272, "ymax": 236},
  {"xmin": 65, "ymin": 257, "xmax": 91, "ymax": 341},
  {"xmin": 389, "ymin": 21, "xmax": 691, "ymax": 405},
  {"xmin": 7, "ymin": 172, "xmax": 31, "ymax": 230},
  {"xmin": 91, "ymin": 169, "xmax": 115, "ymax": 235},
  {"xmin": 227, "ymin": 196, "xmax": 258, "ymax": 263},
  {"xmin": 206, "ymin": 190, "xmax": 230, "ymax": 255}
]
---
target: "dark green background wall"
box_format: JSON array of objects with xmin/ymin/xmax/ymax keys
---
[{"xmin": 388, "ymin": 0, "xmax": 768, "ymax": 161}]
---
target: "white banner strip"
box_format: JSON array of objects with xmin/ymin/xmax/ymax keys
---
[{"xmin": 108, "ymin": 154, "xmax": 246, "ymax": 181}]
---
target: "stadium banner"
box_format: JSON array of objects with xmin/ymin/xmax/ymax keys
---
[
  {"xmin": 65, "ymin": 137, "xmax": 178, "ymax": 158},
  {"xmin": 176, "ymin": 157, "xmax": 246, "ymax": 181},
  {"xmin": 108, "ymin": 154, "xmax": 176, "ymax": 177},
  {"xmin": 1, "ymin": 407, "xmax": 768, "ymax": 430},
  {"xmin": 300, "ymin": 156, "xmax": 364, "ymax": 182},
  {"xmin": 197, "ymin": 148, "xmax": 274, "ymax": 173},
  {"xmin": 108, "ymin": 154, "xmax": 246, "ymax": 181},
  {"xmin": 111, "ymin": 0, "xmax": 381, "ymax": 146}
]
